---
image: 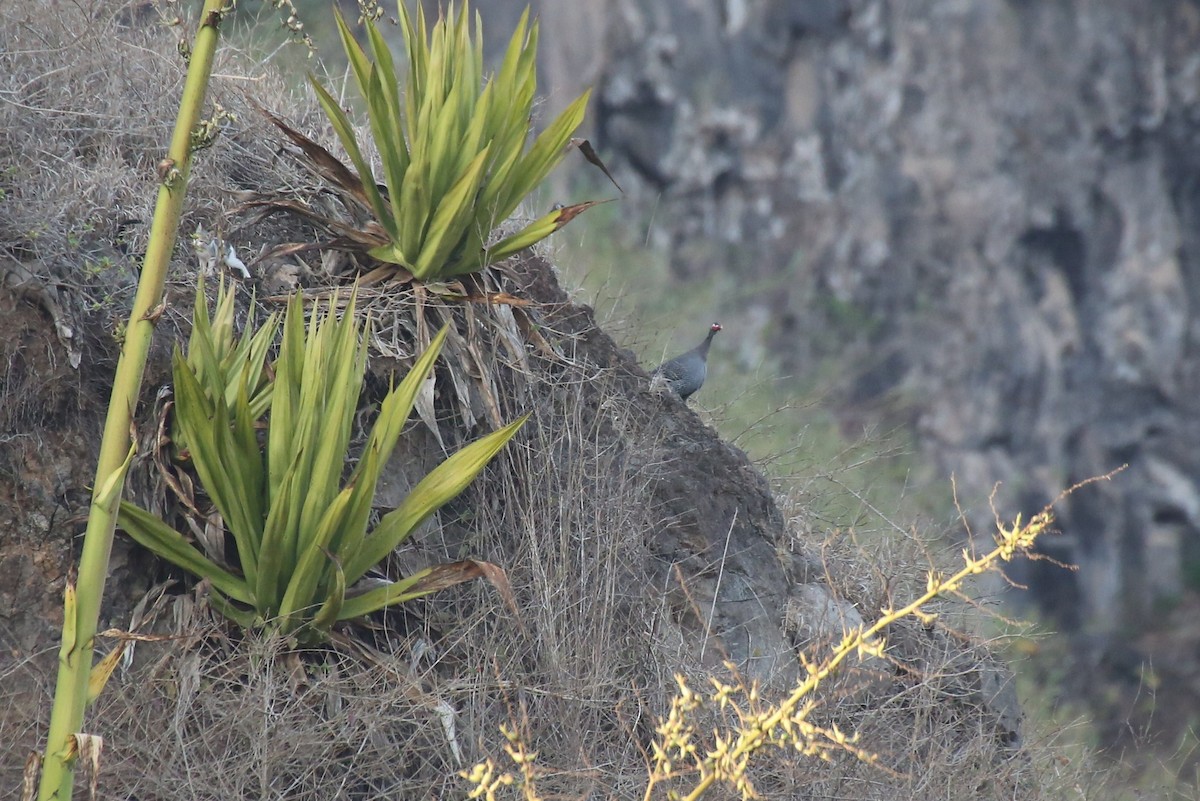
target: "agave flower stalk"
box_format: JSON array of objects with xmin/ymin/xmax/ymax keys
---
[{"xmin": 36, "ymin": 2, "xmax": 230, "ymax": 799}]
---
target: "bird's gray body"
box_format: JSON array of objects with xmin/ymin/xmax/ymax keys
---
[{"xmin": 653, "ymin": 323, "xmax": 721, "ymax": 400}]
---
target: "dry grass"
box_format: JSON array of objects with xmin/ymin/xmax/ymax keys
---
[
  {"xmin": 0, "ymin": 0, "xmax": 336, "ymax": 385},
  {"xmin": 0, "ymin": 2, "xmax": 1122, "ymax": 800},
  {"xmin": 3, "ymin": 379, "xmax": 1103, "ymax": 799},
  {"xmin": 4, "ymin": 342, "xmax": 1110, "ymax": 798}
]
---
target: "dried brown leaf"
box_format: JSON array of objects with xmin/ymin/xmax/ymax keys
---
[
  {"xmin": 552, "ymin": 198, "xmax": 611, "ymax": 227},
  {"xmin": 414, "ymin": 559, "xmax": 519, "ymax": 620},
  {"xmin": 570, "ymin": 137, "xmax": 622, "ymax": 193},
  {"xmin": 257, "ymin": 105, "xmax": 374, "ymax": 213}
]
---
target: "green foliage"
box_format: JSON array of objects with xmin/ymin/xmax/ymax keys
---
[
  {"xmin": 183, "ymin": 277, "xmax": 278, "ymax": 421},
  {"xmin": 310, "ymin": 1, "xmax": 591, "ymax": 280},
  {"xmin": 118, "ymin": 282, "xmax": 527, "ymax": 642}
]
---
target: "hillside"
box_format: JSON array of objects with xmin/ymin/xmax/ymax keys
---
[{"xmin": 0, "ymin": 3, "xmax": 1112, "ymax": 798}]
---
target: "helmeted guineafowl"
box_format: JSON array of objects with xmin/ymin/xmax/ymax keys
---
[{"xmin": 652, "ymin": 322, "xmax": 721, "ymax": 401}]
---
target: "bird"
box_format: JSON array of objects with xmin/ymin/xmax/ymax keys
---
[{"xmin": 652, "ymin": 322, "xmax": 721, "ymax": 401}]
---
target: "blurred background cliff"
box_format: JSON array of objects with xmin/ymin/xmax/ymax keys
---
[{"xmin": 314, "ymin": 0, "xmax": 1200, "ymax": 769}]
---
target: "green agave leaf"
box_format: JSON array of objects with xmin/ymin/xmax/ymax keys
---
[
  {"xmin": 427, "ymin": 6, "xmax": 451, "ymax": 99},
  {"xmin": 173, "ymin": 348, "xmax": 261, "ymax": 581},
  {"xmin": 118, "ymin": 501, "xmax": 253, "ymax": 604},
  {"xmin": 396, "ymin": 150, "xmax": 430, "ymax": 262},
  {"xmin": 499, "ymin": 16, "xmax": 539, "ymax": 135},
  {"xmin": 336, "ymin": 568, "xmax": 434, "ymax": 620},
  {"xmin": 210, "ymin": 380, "xmax": 266, "ymax": 568},
  {"xmin": 365, "ymin": 66, "xmax": 409, "ymax": 233},
  {"xmin": 470, "ymin": 8, "xmax": 485, "ymax": 82},
  {"xmin": 451, "ymin": 210, "xmax": 559, "ymax": 276},
  {"xmin": 466, "ymin": 200, "xmax": 603, "ymax": 273},
  {"xmin": 365, "ymin": 17, "xmax": 406, "ymax": 166},
  {"xmin": 438, "ymin": 8, "xmax": 482, "ymax": 181},
  {"xmin": 365, "ymin": 24, "xmax": 410, "ymax": 237},
  {"xmin": 398, "ymin": 0, "xmax": 428, "ymax": 125},
  {"xmin": 426, "ymin": 80, "xmax": 468, "ymax": 204},
  {"xmin": 451, "ymin": 227, "xmax": 489, "ymax": 276},
  {"xmin": 209, "ymin": 286, "xmax": 279, "ymax": 418},
  {"xmin": 334, "ymin": 6, "xmax": 373, "ymax": 97},
  {"xmin": 229, "ymin": 371, "xmax": 267, "ymax": 535},
  {"xmin": 510, "ymin": 19, "xmax": 539, "ymax": 113},
  {"xmin": 204, "ymin": 281, "xmax": 237, "ymax": 393},
  {"xmin": 207, "ymin": 590, "xmax": 257, "ymax": 629},
  {"xmin": 479, "ymin": 102, "xmax": 521, "ymax": 190},
  {"xmin": 285, "ymin": 302, "xmax": 335, "ymax": 558},
  {"xmin": 333, "ymin": 7, "xmax": 409, "ymax": 239},
  {"xmin": 278, "ymin": 485, "xmax": 354, "ymax": 627},
  {"xmin": 455, "ymin": 80, "xmax": 494, "ymax": 179},
  {"xmin": 308, "ymin": 76, "xmax": 394, "ymax": 238},
  {"xmin": 364, "ymin": 241, "xmax": 409, "ymax": 266},
  {"xmin": 500, "ymin": 89, "xmax": 591, "ymax": 214},
  {"xmin": 475, "ymin": 12, "xmax": 536, "ymax": 213},
  {"xmin": 333, "ymin": 445, "xmax": 380, "ymax": 573},
  {"xmin": 460, "ymin": 8, "xmax": 484, "ymax": 121},
  {"xmin": 338, "ymin": 325, "xmax": 450, "ymax": 563},
  {"xmin": 307, "ymin": 548, "xmax": 346, "ymax": 638},
  {"xmin": 492, "ymin": 6, "xmax": 531, "ymax": 97},
  {"xmin": 337, "ymin": 560, "xmax": 492, "ymax": 621},
  {"xmin": 186, "ymin": 290, "xmax": 224, "ymax": 406},
  {"xmin": 215, "ymin": 297, "xmax": 249, "ymax": 402},
  {"xmin": 255, "ymin": 446, "xmax": 305, "ymax": 616},
  {"xmin": 297, "ymin": 304, "xmax": 350, "ymax": 520},
  {"xmin": 345, "ymin": 413, "xmax": 528, "ymax": 584},
  {"xmin": 243, "ymin": 318, "xmax": 279, "ymax": 419},
  {"xmin": 413, "ymin": 42, "xmax": 445, "ymax": 160},
  {"xmin": 268, "ymin": 292, "xmax": 307, "ymax": 504},
  {"xmin": 363, "ymin": 324, "xmax": 449, "ymax": 468},
  {"xmin": 413, "ymin": 147, "xmax": 489, "ymax": 280},
  {"xmin": 474, "ymin": 95, "xmax": 539, "ymax": 234},
  {"xmin": 296, "ymin": 296, "xmax": 367, "ymax": 542},
  {"xmin": 475, "ymin": 112, "xmax": 526, "ymax": 215}
]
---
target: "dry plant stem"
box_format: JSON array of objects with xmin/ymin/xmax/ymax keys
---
[
  {"xmin": 649, "ymin": 510, "xmax": 1053, "ymax": 801},
  {"xmin": 37, "ymin": 3, "xmax": 228, "ymax": 798}
]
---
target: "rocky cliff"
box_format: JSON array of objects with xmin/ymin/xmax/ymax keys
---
[{"xmin": 498, "ymin": 0, "xmax": 1200, "ymax": 652}]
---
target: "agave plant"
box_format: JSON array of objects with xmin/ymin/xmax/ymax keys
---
[
  {"xmin": 266, "ymin": 0, "xmax": 594, "ymax": 281},
  {"xmin": 181, "ymin": 276, "xmax": 277, "ymax": 421},
  {"xmin": 118, "ymin": 282, "xmax": 526, "ymax": 641}
]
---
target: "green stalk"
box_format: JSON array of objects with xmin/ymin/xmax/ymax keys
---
[{"xmin": 37, "ymin": 3, "xmax": 229, "ymax": 798}]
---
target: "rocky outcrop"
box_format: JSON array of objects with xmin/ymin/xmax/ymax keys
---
[{"xmin": 494, "ymin": 0, "xmax": 1200, "ymax": 645}]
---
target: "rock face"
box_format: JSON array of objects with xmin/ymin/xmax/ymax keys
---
[{"xmin": 494, "ymin": 1, "xmax": 1200, "ymax": 646}]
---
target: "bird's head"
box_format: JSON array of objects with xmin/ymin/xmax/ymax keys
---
[{"xmin": 710, "ymin": 322, "xmax": 722, "ymax": 333}]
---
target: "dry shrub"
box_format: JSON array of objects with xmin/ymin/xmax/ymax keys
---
[
  {"xmin": 0, "ymin": 0, "xmax": 330, "ymax": 385},
  {"xmin": 92, "ymin": 625, "xmax": 468, "ymax": 799}
]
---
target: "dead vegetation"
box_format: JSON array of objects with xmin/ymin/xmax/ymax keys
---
[{"xmin": 0, "ymin": 2, "xmax": 1123, "ymax": 799}]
